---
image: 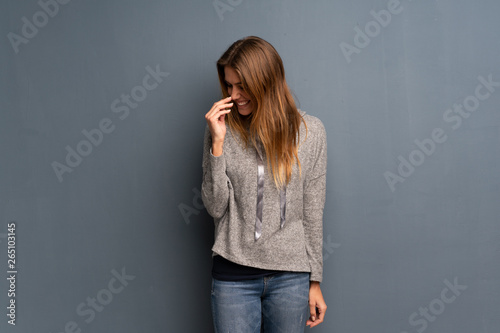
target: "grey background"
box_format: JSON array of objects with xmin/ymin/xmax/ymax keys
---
[{"xmin": 1, "ymin": 0, "xmax": 499, "ymax": 332}]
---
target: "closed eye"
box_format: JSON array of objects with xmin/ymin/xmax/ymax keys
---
[{"xmin": 225, "ymin": 81, "xmax": 244, "ymax": 90}]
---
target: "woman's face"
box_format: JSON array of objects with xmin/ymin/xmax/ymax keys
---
[{"xmin": 224, "ymin": 66, "xmax": 254, "ymax": 116}]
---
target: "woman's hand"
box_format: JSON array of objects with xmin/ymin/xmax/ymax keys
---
[
  {"xmin": 205, "ymin": 96, "xmax": 233, "ymax": 155},
  {"xmin": 306, "ymin": 281, "xmax": 327, "ymax": 328}
]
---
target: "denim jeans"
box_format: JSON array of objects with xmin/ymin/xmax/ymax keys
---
[{"xmin": 211, "ymin": 271, "xmax": 310, "ymax": 333}]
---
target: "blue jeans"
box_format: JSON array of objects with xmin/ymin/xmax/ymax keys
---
[{"xmin": 211, "ymin": 272, "xmax": 310, "ymax": 333}]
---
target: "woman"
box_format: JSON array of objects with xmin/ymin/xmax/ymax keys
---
[{"xmin": 202, "ymin": 36, "xmax": 327, "ymax": 332}]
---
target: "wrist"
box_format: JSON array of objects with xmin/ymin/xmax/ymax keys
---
[
  {"xmin": 212, "ymin": 142, "xmax": 223, "ymax": 156},
  {"xmin": 212, "ymin": 141, "xmax": 224, "ymax": 147},
  {"xmin": 310, "ymin": 281, "xmax": 321, "ymax": 288}
]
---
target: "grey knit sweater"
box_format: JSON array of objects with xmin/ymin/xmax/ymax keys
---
[{"xmin": 201, "ymin": 110, "xmax": 327, "ymax": 282}]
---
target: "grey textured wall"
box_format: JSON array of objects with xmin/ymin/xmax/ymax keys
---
[{"xmin": 1, "ymin": 0, "xmax": 499, "ymax": 332}]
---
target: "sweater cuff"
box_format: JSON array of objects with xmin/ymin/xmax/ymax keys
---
[
  {"xmin": 310, "ymin": 271, "xmax": 323, "ymax": 283},
  {"xmin": 209, "ymin": 147, "xmax": 222, "ymax": 157},
  {"xmin": 207, "ymin": 147, "xmax": 226, "ymax": 174}
]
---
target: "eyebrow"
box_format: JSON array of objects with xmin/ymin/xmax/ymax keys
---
[{"xmin": 225, "ymin": 80, "xmax": 242, "ymax": 85}]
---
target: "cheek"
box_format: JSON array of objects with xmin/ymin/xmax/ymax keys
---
[{"xmin": 227, "ymin": 87, "xmax": 232, "ymax": 95}]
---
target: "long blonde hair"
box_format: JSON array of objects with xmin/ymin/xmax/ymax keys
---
[{"xmin": 216, "ymin": 36, "xmax": 308, "ymax": 189}]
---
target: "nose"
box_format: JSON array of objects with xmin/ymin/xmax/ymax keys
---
[{"xmin": 230, "ymin": 86, "xmax": 242, "ymax": 100}]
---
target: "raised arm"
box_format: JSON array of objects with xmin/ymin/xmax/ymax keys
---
[{"xmin": 201, "ymin": 97, "xmax": 233, "ymax": 218}]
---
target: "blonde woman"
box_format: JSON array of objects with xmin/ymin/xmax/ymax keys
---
[{"xmin": 202, "ymin": 36, "xmax": 327, "ymax": 332}]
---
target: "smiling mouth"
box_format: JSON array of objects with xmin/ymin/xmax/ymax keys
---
[{"xmin": 236, "ymin": 100, "xmax": 250, "ymax": 106}]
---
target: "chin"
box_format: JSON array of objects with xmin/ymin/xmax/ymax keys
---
[
  {"xmin": 236, "ymin": 101, "xmax": 253, "ymax": 116},
  {"xmin": 237, "ymin": 110, "xmax": 253, "ymax": 116}
]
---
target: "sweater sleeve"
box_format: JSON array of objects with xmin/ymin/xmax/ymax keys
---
[
  {"xmin": 201, "ymin": 124, "xmax": 230, "ymax": 219},
  {"xmin": 303, "ymin": 120, "xmax": 327, "ymax": 282}
]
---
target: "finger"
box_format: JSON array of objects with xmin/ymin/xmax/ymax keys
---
[
  {"xmin": 210, "ymin": 108, "xmax": 232, "ymax": 123},
  {"xmin": 208, "ymin": 102, "xmax": 233, "ymax": 116},
  {"xmin": 306, "ymin": 318, "xmax": 319, "ymax": 328},
  {"xmin": 311, "ymin": 305, "xmax": 326, "ymax": 327},
  {"xmin": 316, "ymin": 314, "xmax": 324, "ymax": 323},
  {"xmin": 217, "ymin": 102, "xmax": 234, "ymax": 111},
  {"xmin": 309, "ymin": 303, "xmax": 317, "ymax": 322},
  {"xmin": 307, "ymin": 307, "xmax": 324, "ymax": 328},
  {"xmin": 214, "ymin": 96, "xmax": 231, "ymax": 105},
  {"xmin": 206, "ymin": 104, "xmax": 233, "ymax": 122},
  {"xmin": 211, "ymin": 97, "xmax": 232, "ymax": 110},
  {"xmin": 317, "ymin": 306, "xmax": 326, "ymax": 322}
]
